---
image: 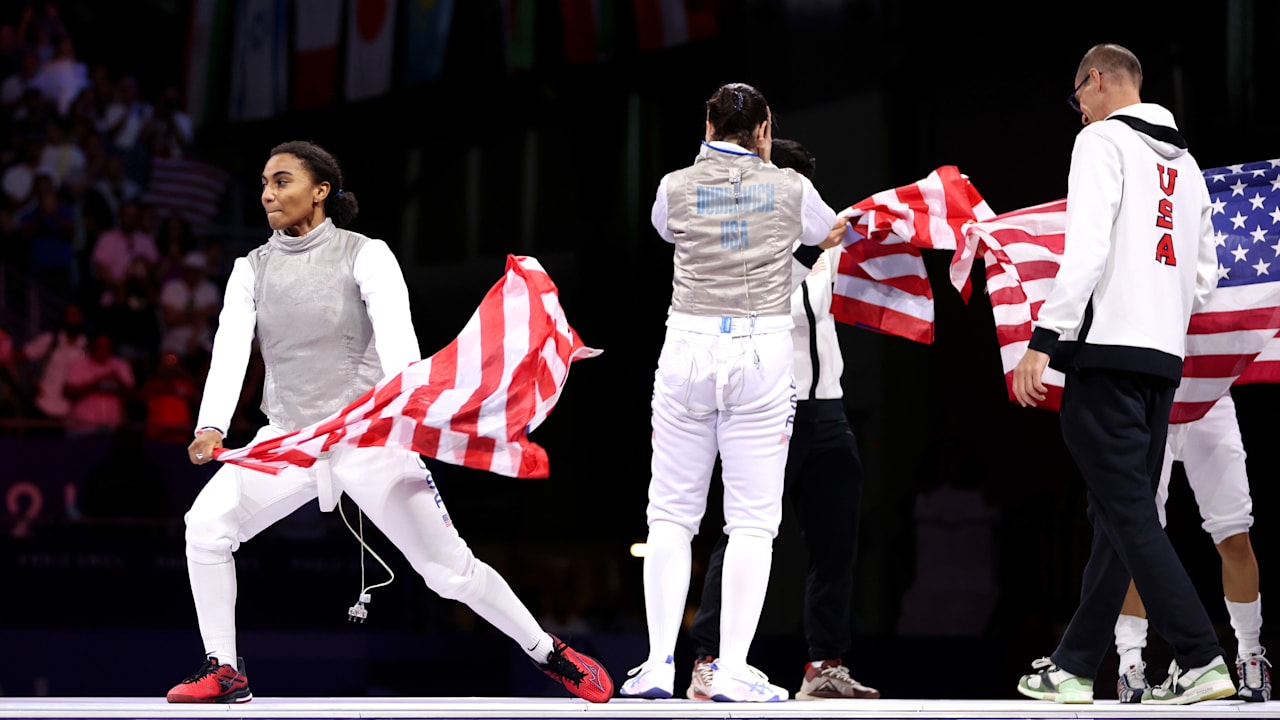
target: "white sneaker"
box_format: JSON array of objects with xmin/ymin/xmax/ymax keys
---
[
  {"xmin": 709, "ymin": 661, "xmax": 788, "ymax": 702},
  {"xmin": 619, "ymin": 656, "xmax": 674, "ymax": 699},
  {"xmin": 1237, "ymin": 650, "xmax": 1272, "ymax": 702},
  {"xmin": 1116, "ymin": 662, "xmax": 1148, "ymax": 703},
  {"xmin": 1142, "ymin": 656, "xmax": 1236, "ymax": 705}
]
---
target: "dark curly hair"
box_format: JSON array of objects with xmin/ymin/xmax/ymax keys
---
[
  {"xmin": 268, "ymin": 140, "xmax": 359, "ymax": 228},
  {"xmin": 770, "ymin": 138, "xmax": 815, "ymax": 180}
]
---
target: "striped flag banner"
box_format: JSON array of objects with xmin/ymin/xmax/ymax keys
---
[
  {"xmin": 832, "ymin": 165, "xmax": 995, "ymax": 344},
  {"xmin": 215, "ymin": 255, "xmax": 601, "ymax": 477},
  {"xmin": 144, "ymin": 155, "xmax": 231, "ymax": 225},
  {"xmin": 950, "ymin": 159, "xmax": 1280, "ymax": 423}
]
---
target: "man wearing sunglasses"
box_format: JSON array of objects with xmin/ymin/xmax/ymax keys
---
[{"xmin": 1010, "ymin": 43, "xmax": 1234, "ymax": 705}]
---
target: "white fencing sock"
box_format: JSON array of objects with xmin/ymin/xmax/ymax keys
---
[
  {"xmin": 642, "ymin": 520, "xmax": 693, "ymax": 664},
  {"xmin": 718, "ymin": 530, "xmax": 772, "ymax": 668},
  {"xmin": 1226, "ymin": 594, "xmax": 1264, "ymax": 659},
  {"xmin": 1114, "ymin": 613, "xmax": 1148, "ymax": 675},
  {"xmin": 458, "ymin": 559, "xmax": 555, "ymax": 663},
  {"xmin": 188, "ymin": 558, "xmax": 238, "ymax": 669}
]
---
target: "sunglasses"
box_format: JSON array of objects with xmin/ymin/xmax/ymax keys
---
[{"xmin": 1067, "ymin": 72, "xmax": 1099, "ymax": 114}]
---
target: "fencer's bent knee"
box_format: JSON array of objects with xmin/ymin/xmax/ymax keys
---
[{"xmin": 183, "ymin": 510, "xmax": 237, "ymax": 565}]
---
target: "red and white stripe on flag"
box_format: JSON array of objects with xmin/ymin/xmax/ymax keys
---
[
  {"xmin": 215, "ymin": 255, "xmax": 601, "ymax": 478},
  {"xmin": 831, "ymin": 165, "xmax": 995, "ymax": 344},
  {"xmin": 292, "ymin": 0, "xmax": 342, "ymax": 111},
  {"xmin": 952, "ymin": 200, "xmax": 1069, "ymax": 413},
  {"xmin": 144, "ymin": 155, "xmax": 230, "ymax": 225},
  {"xmin": 952, "ymin": 196, "xmax": 1280, "ymax": 424}
]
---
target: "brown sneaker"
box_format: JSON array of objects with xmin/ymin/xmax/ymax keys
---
[
  {"xmin": 686, "ymin": 655, "xmax": 715, "ymax": 700},
  {"xmin": 796, "ymin": 659, "xmax": 880, "ymax": 699}
]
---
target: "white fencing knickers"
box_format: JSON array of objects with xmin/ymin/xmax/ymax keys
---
[
  {"xmin": 181, "ymin": 424, "xmax": 551, "ymax": 661},
  {"xmin": 1157, "ymin": 393, "xmax": 1254, "ymax": 544},
  {"xmin": 647, "ymin": 315, "xmax": 796, "ymax": 538},
  {"xmin": 642, "ymin": 315, "xmax": 795, "ymax": 666}
]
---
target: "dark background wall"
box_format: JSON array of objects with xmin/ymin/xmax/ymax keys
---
[{"xmin": 1, "ymin": 0, "xmax": 1276, "ymax": 700}]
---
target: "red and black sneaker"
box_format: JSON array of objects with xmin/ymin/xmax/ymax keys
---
[
  {"xmin": 537, "ymin": 635, "xmax": 614, "ymax": 703},
  {"xmin": 166, "ymin": 656, "xmax": 252, "ymax": 703}
]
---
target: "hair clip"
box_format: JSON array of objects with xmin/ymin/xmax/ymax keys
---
[{"xmin": 733, "ymin": 91, "xmax": 744, "ymax": 112}]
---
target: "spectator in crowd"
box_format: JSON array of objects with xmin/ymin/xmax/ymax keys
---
[
  {"xmin": 63, "ymin": 329, "xmax": 133, "ymax": 436},
  {"xmin": 0, "ymin": 22, "xmax": 21, "ymax": 78},
  {"xmin": 90, "ymin": 197, "xmax": 157, "ymax": 306},
  {"xmin": 37, "ymin": 116, "xmax": 84, "ymax": 188},
  {"xmin": 158, "ymin": 249, "xmax": 217, "ymax": 368},
  {"xmin": 29, "ymin": 35, "xmax": 87, "ymax": 117},
  {"xmin": 1, "ymin": 47, "xmax": 39, "ymax": 108},
  {"xmin": 139, "ymin": 350, "xmax": 196, "ymax": 443},
  {"xmin": 2, "ymin": 134, "xmax": 42, "ymax": 208},
  {"xmin": 144, "ymin": 85, "xmax": 193, "ymax": 158},
  {"xmin": 16, "ymin": 1, "xmax": 69, "ymax": 65},
  {"xmin": 84, "ymin": 153, "xmax": 141, "ymax": 231},
  {"xmin": 100, "ymin": 74, "xmax": 151, "ymax": 175},
  {"xmin": 21, "ymin": 302, "xmax": 87, "ymax": 426},
  {"xmin": 17, "ymin": 171, "xmax": 77, "ymax": 297},
  {"xmin": 153, "ymin": 214, "xmax": 194, "ymax": 285},
  {"xmin": 11, "ymin": 83, "xmax": 53, "ymax": 131},
  {"xmin": 99, "ymin": 254, "xmax": 161, "ymax": 368}
]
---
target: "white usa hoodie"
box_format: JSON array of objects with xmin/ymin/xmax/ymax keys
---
[{"xmin": 1028, "ymin": 103, "xmax": 1218, "ymax": 383}]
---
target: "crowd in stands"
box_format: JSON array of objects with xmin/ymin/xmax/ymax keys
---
[{"xmin": 0, "ymin": 2, "xmax": 240, "ymax": 442}]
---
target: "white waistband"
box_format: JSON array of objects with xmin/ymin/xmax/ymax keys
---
[{"xmin": 666, "ymin": 311, "xmax": 793, "ymax": 336}]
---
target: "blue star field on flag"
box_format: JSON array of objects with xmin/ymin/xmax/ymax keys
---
[{"xmin": 1205, "ymin": 159, "xmax": 1280, "ymax": 288}]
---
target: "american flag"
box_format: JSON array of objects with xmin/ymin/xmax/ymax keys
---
[
  {"xmin": 214, "ymin": 255, "xmax": 601, "ymax": 477},
  {"xmin": 143, "ymin": 155, "xmax": 231, "ymax": 225},
  {"xmin": 832, "ymin": 166, "xmax": 995, "ymax": 344},
  {"xmin": 953, "ymin": 159, "xmax": 1280, "ymax": 422}
]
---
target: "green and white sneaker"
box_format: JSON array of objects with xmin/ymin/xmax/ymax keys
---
[
  {"xmin": 1142, "ymin": 656, "xmax": 1237, "ymax": 705},
  {"xmin": 1017, "ymin": 657, "xmax": 1094, "ymax": 703}
]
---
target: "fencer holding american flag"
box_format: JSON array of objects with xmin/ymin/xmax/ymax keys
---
[
  {"xmin": 1010, "ymin": 43, "xmax": 1233, "ymax": 706},
  {"xmin": 618, "ymin": 83, "xmax": 843, "ymax": 703},
  {"xmin": 167, "ymin": 140, "xmax": 613, "ymax": 705}
]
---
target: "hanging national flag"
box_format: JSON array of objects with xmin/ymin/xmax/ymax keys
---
[
  {"xmin": 684, "ymin": 0, "xmax": 720, "ymax": 42},
  {"xmin": 292, "ymin": 0, "xmax": 343, "ymax": 111},
  {"xmin": 831, "ymin": 165, "xmax": 995, "ymax": 344},
  {"xmin": 345, "ymin": 0, "xmax": 397, "ymax": 102},
  {"xmin": 143, "ymin": 155, "xmax": 231, "ymax": 226},
  {"xmin": 559, "ymin": 0, "xmax": 598, "ymax": 64},
  {"xmin": 404, "ymin": 0, "xmax": 454, "ymax": 86},
  {"xmin": 501, "ymin": 0, "xmax": 536, "ymax": 72},
  {"xmin": 228, "ymin": 0, "xmax": 287, "ymax": 121},
  {"xmin": 184, "ymin": 0, "xmax": 229, "ymax": 127},
  {"xmin": 953, "ymin": 159, "xmax": 1280, "ymax": 423},
  {"xmin": 633, "ymin": 0, "xmax": 687, "ymax": 52},
  {"xmin": 214, "ymin": 255, "xmax": 602, "ymax": 478}
]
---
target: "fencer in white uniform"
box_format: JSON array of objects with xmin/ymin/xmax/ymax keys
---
[
  {"xmin": 619, "ymin": 83, "xmax": 840, "ymax": 703},
  {"xmin": 168, "ymin": 140, "xmax": 613, "ymax": 705}
]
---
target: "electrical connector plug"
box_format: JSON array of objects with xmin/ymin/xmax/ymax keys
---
[{"xmin": 348, "ymin": 592, "xmax": 372, "ymax": 623}]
